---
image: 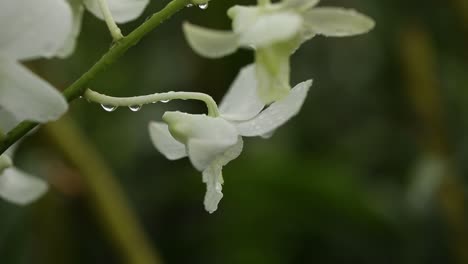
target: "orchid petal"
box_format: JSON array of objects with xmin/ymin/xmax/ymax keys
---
[
  {"xmin": 183, "ymin": 23, "xmax": 239, "ymax": 59},
  {"xmin": 303, "ymin": 7, "xmax": 375, "ymax": 37},
  {"xmin": 0, "ymin": 59, "xmax": 68, "ymax": 123},
  {"xmin": 149, "ymin": 122, "xmax": 187, "ymax": 160},
  {"xmin": 239, "ymin": 12, "xmax": 303, "ymax": 48},
  {"xmin": 202, "ymin": 138, "xmax": 243, "ymax": 213},
  {"xmin": 228, "ymin": 5, "xmax": 262, "ymax": 35},
  {"xmin": 57, "ymin": 0, "xmax": 85, "ymax": 58},
  {"xmin": 236, "ymin": 80, "xmax": 311, "ymax": 136},
  {"xmin": 0, "ymin": 0, "xmax": 72, "ymax": 60},
  {"xmin": 0, "ymin": 167, "xmax": 48, "ymax": 205},
  {"xmin": 282, "ymin": 0, "xmax": 320, "ymax": 10},
  {"xmin": 219, "ymin": 64, "xmax": 265, "ymax": 121},
  {"xmin": 163, "ymin": 112, "xmax": 239, "ymax": 171},
  {"xmin": 83, "ymin": 0, "xmax": 149, "ymax": 23}
]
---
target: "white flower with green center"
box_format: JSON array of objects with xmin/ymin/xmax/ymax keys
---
[
  {"xmin": 0, "ymin": 0, "xmax": 72, "ymax": 123},
  {"xmin": 183, "ymin": 0, "xmax": 374, "ymax": 104},
  {"xmin": 148, "ymin": 64, "xmax": 312, "ymax": 213},
  {"xmin": 58, "ymin": 0, "xmax": 150, "ymax": 57},
  {"xmin": 0, "ymin": 110, "xmax": 48, "ymax": 205}
]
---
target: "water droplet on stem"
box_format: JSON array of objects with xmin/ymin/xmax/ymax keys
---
[
  {"xmin": 129, "ymin": 105, "xmax": 142, "ymax": 112},
  {"xmin": 101, "ymin": 104, "xmax": 117, "ymax": 112},
  {"xmin": 198, "ymin": 3, "xmax": 208, "ymax": 9}
]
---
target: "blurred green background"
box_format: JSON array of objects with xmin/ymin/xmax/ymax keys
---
[{"xmin": 2, "ymin": 0, "xmax": 468, "ymax": 263}]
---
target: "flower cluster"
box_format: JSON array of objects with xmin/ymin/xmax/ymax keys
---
[
  {"xmin": 149, "ymin": 65, "xmax": 311, "ymax": 212},
  {"xmin": 184, "ymin": 0, "xmax": 374, "ymax": 104},
  {"xmin": 145, "ymin": 0, "xmax": 375, "ymax": 213},
  {"xmin": 0, "ymin": 0, "xmax": 374, "ymax": 212},
  {"xmin": 0, "ymin": 0, "xmax": 149, "ymax": 205}
]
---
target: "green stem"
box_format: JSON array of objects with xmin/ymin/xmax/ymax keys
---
[
  {"xmin": 258, "ymin": 0, "xmax": 271, "ymax": 6},
  {"xmin": 43, "ymin": 117, "xmax": 163, "ymax": 264},
  {"xmin": 84, "ymin": 89, "xmax": 220, "ymax": 117},
  {"xmin": 0, "ymin": 0, "xmax": 190, "ymax": 155}
]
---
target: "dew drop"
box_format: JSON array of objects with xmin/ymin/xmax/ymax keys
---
[
  {"xmin": 160, "ymin": 99, "xmax": 171, "ymax": 103},
  {"xmin": 129, "ymin": 105, "xmax": 142, "ymax": 112},
  {"xmin": 198, "ymin": 3, "xmax": 208, "ymax": 9},
  {"xmin": 101, "ymin": 104, "xmax": 117, "ymax": 112},
  {"xmin": 186, "ymin": 3, "xmax": 193, "ymax": 7}
]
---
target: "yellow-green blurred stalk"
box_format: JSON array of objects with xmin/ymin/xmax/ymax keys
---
[{"xmin": 44, "ymin": 117, "xmax": 162, "ymax": 264}]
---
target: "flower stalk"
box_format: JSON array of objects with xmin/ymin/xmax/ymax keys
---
[
  {"xmin": 84, "ymin": 89, "xmax": 220, "ymax": 117},
  {"xmin": 258, "ymin": 0, "xmax": 271, "ymax": 6},
  {"xmin": 97, "ymin": 0, "xmax": 124, "ymax": 41}
]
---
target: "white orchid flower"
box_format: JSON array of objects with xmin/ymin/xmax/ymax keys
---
[
  {"xmin": 0, "ymin": 0, "xmax": 72, "ymax": 123},
  {"xmin": 0, "ymin": 110, "xmax": 48, "ymax": 205},
  {"xmin": 58, "ymin": 0, "xmax": 149, "ymax": 57},
  {"xmin": 183, "ymin": 0, "xmax": 374, "ymax": 104},
  {"xmin": 149, "ymin": 64, "xmax": 312, "ymax": 213}
]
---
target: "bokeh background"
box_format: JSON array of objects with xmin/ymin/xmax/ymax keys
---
[{"xmin": 1, "ymin": 0, "xmax": 468, "ymax": 263}]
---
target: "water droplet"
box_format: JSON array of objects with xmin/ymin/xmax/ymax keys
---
[
  {"xmin": 101, "ymin": 104, "xmax": 117, "ymax": 112},
  {"xmin": 160, "ymin": 99, "xmax": 170, "ymax": 103},
  {"xmin": 198, "ymin": 3, "xmax": 208, "ymax": 9},
  {"xmin": 129, "ymin": 105, "xmax": 142, "ymax": 112},
  {"xmin": 186, "ymin": 3, "xmax": 193, "ymax": 7}
]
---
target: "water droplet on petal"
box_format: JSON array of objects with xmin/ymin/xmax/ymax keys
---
[
  {"xmin": 129, "ymin": 105, "xmax": 142, "ymax": 112},
  {"xmin": 160, "ymin": 99, "xmax": 170, "ymax": 103},
  {"xmin": 101, "ymin": 104, "xmax": 117, "ymax": 112},
  {"xmin": 198, "ymin": 3, "xmax": 208, "ymax": 9}
]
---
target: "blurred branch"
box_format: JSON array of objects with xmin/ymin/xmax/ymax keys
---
[
  {"xmin": 0, "ymin": 0, "xmax": 191, "ymax": 155},
  {"xmin": 400, "ymin": 25, "xmax": 468, "ymax": 264},
  {"xmin": 34, "ymin": 194, "xmax": 78, "ymax": 264},
  {"xmin": 452, "ymin": 0, "xmax": 468, "ymax": 32},
  {"xmin": 43, "ymin": 116, "xmax": 163, "ymax": 264}
]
